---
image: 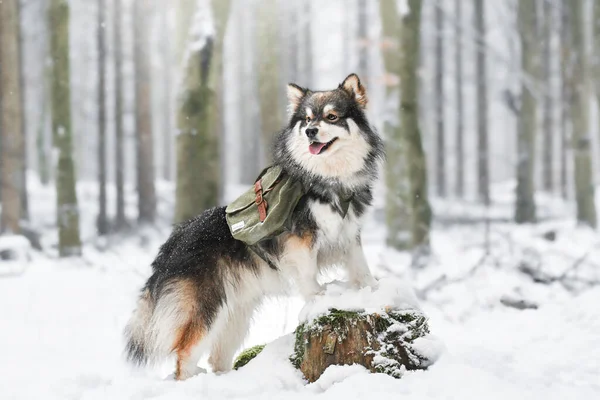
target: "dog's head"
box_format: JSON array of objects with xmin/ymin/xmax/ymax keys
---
[{"xmin": 275, "ymin": 74, "xmax": 383, "ymax": 186}]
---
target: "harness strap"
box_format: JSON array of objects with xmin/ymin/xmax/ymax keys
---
[{"xmin": 254, "ymin": 180, "xmax": 268, "ymax": 222}]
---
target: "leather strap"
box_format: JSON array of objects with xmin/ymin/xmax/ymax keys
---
[{"xmin": 254, "ymin": 180, "xmax": 268, "ymax": 222}]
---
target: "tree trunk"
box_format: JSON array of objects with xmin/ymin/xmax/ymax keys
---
[
  {"xmin": 257, "ymin": 0, "xmax": 283, "ymax": 163},
  {"xmin": 380, "ymin": 0, "xmax": 410, "ymax": 250},
  {"xmin": 114, "ymin": 0, "xmax": 126, "ymax": 229},
  {"xmin": 49, "ymin": 0, "xmax": 82, "ymax": 256},
  {"xmin": 401, "ymin": 0, "xmax": 432, "ymax": 257},
  {"xmin": 357, "ymin": 0, "xmax": 368, "ymax": 80},
  {"xmin": 302, "ymin": 0, "xmax": 313, "ymax": 86},
  {"xmin": 569, "ymin": 0, "xmax": 597, "ymax": 228},
  {"xmin": 0, "ymin": 0, "xmax": 25, "ymax": 234},
  {"xmin": 161, "ymin": 2, "xmax": 172, "ymax": 181},
  {"xmin": 134, "ymin": 0, "xmax": 156, "ymax": 224},
  {"xmin": 97, "ymin": 0, "xmax": 108, "ymax": 236},
  {"xmin": 559, "ymin": 0, "xmax": 570, "ymax": 200},
  {"xmin": 455, "ymin": 0, "xmax": 464, "ymax": 198},
  {"xmin": 174, "ymin": 0, "xmax": 231, "ymax": 224},
  {"xmin": 17, "ymin": 0, "xmax": 28, "ymax": 223},
  {"xmin": 541, "ymin": 0, "xmax": 553, "ymax": 193},
  {"xmin": 474, "ymin": 0, "xmax": 489, "ymax": 205},
  {"xmin": 291, "ymin": 309, "xmax": 432, "ymax": 382},
  {"xmin": 515, "ymin": 0, "xmax": 538, "ymax": 224},
  {"xmin": 434, "ymin": 2, "xmax": 445, "ymax": 197}
]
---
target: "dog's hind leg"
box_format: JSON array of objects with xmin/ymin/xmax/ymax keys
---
[
  {"xmin": 173, "ymin": 317, "xmax": 207, "ymax": 380},
  {"xmin": 208, "ymin": 301, "xmax": 256, "ymax": 373}
]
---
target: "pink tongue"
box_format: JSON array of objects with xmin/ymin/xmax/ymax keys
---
[{"xmin": 309, "ymin": 142, "xmax": 327, "ymax": 155}]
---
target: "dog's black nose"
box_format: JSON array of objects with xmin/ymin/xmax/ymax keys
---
[{"xmin": 305, "ymin": 127, "xmax": 318, "ymax": 139}]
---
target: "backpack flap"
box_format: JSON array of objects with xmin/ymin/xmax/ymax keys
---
[{"xmin": 225, "ymin": 166, "xmax": 303, "ymax": 245}]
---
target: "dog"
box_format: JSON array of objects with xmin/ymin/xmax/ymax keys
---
[{"xmin": 124, "ymin": 73, "xmax": 384, "ymax": 380}]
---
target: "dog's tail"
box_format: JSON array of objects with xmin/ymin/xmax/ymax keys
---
[
  {"xmin": 124, "ymin": 288, "xmax": 158, "ymax": 365},
  {"xmin": 124, "ymin": 281, "xmax": 202, "ymax": 366}
]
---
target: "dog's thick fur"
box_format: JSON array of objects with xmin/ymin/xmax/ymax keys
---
[{"xmin": 124, "ymin": 74, "xmax": 384, "ymax": 380}]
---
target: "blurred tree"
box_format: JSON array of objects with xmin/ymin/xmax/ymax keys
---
[
  {"xmin": 97, "ymin": 0, "xmax": 108, "ymax": 236},
  {"xmin": 303, "ymin": 0, "xmax": 313, "ymax": 86},
  {"xmin": 380, "ymin": 0, "xmax": 410, "ymax": 250},
  {"xmin": 49, "ymin": 0, "xmax": 82, "ymax": 256},
  {"xmin": 541, "ymin": 0, "xmax": 553, "ymax": 193},
  {"xmin": 257, "ymin": 0, "xmax": 283, "ymax": 162},
  {"xmin": 515, "ymin": 0, "xmax": 537, "ymax": 224},
  {"xmin": 175, "ymin": 0, "xmax": 232, "ymax": 223},
  {"xmin": 134, "ymin": 0, "xmax": 157, "ymax": 224},
  {"xmin": 401, "ymin": 0, "xmax": 432, "ymax": 258},
  {"xmin": 357, "ymin": 0, "xmax": 368, "ymax": 80},
  {"xmin": 455, "ymin": 0, "xmax": 464, "ymax": 198},
  {"xmin": 160, "ymin": 1, "xmax": 173, "ymax": 181},
  {"xmin": 434, "ymin": 2, "xmax": 445, "ymax": 197},
  {"xmin": 474, "ymin": 0, "xmax": 489, "ymax": 205},
  {"xmin": 114, "ymin": 0, "xmax": 126, "ymax": 229},
  {"xmin": 569, "ymin": 0, "xmax": 597, "ymax": 228},
  {"xmin": 0, "ymin": 0, "xmax": 25, "ymax": 233},
  {"xmin": 17, "ymin": 0, "xmax": 28, "ymax": 223},
  {"xmin": 559, "ymin": 0, "xmax": 570, "ymax": 200}
]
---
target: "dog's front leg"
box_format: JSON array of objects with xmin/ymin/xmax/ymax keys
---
[
  {"xmin": 346, "ymin": 240, "xmax": 377, "ymax": 289},
  {"xmin": 281, "ymin": 236, "xmax": 322, "ymax": 299}
]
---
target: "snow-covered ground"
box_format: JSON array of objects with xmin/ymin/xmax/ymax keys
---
[{"xmin": 1, "ymin": 179, "xmax": 599, "ymax": 400}]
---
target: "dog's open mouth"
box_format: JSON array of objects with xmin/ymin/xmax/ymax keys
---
[{"xmin": 308, "ymin": 138, "xmax": 338, "ymax": 155}]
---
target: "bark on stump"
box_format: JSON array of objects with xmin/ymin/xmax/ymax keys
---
[{"xmin": 291, "ymin": 308, "xmax": 431, "ymax": 382}]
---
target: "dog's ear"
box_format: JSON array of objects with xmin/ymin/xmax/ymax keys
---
[
  {"xmin": 340, "ymin": 73, "xmax": 368, "ymax": 109},
  {"xmin": 287, "ymin": 83, "xmax": 307, "ymax": 117}
]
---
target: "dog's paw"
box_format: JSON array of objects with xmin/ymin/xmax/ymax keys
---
[{"xmin": 351, "ymin": 276, "xmax": 378, "ymax": 291}]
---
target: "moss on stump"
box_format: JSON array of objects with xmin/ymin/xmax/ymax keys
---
[
  {"xmin": 233, "ymin": 344, "xmax": 265, "ymax": 370},
  {"xmin": 291, "ymin": 308, "xmax": 432, "ymax": 382}
]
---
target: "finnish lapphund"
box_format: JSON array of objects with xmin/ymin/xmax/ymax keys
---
[{"xmin": 125, "ymin": 74, "xmax": 384, "ymax": 380}]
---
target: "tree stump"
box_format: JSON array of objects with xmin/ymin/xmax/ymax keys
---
[{"xmin": 291, "ymin": 308, "xmax": 434, "ymax": 382}]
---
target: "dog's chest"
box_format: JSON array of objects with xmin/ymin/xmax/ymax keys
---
[{"xmin": 308, "ymin": 200, "xmax": 359, "ymax": 248}]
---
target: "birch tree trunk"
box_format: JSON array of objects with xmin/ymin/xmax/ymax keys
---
[
  {"xmin": 515, "ymin": 0, "xmax": 538, "ymax": 224},
  {"xmin": 569, "ymin": 0, "xmax": 597, "ymax": 228},
  {"xmin": 455, "ymin": 0, "xmax": 464, "ymax": 198},
  {"xmin": 49, "ymin": 0, "xmax": 82, "ymax": 256},
  {"xmin": 380, "ymin": 0, "xmax": 410, "ymax": 250},
  {"xmin": 0, "ymin": 0, "xmax": 24, "ymax": 233},
  {"xmin": 114, "ymin": 0, "xmax": 126, "ymax": 229},
  {"xmin": 134, "ymin": 0, "xmax": 156, "ymax": 224},
  {"xmin": 401, "ymin": 0, "xmax": 432, "ymax": 256},
  {"xmin": 257, "ymin": 0, "xmax": 283, "ymax": 162},
  {"xmin": 174, "ymin": 0, "xmax": 232, "ymax": 223},
  {"xmin": 97, "ymin": 0, "xmax": 108, "ymax": 235},
  {"xmin": 434, "ymin": 2, "xmax": 445, "ymax": 197},
  {"xmin": 474, "ymin": 0, "xmax": 489, "ymax": 205}
]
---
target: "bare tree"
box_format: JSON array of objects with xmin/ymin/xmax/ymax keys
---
[
  {"xmin": 0, "ymin": 0, "xmax": 25, "ymax": 233},
  {"xmin": 455, "ymin": 0, "xmax": 464, "ymax": 198},
  {"xmin": 49, "ymin": 0, "xmax": 82, "ymax": 256},
  {"xmin": 474, "ymin": 0, "xmax": 489, "ymax": 205},
  {"xmin": 97, "ymin": 0, "xmax": 108, "ymax": 235},
  {"xmin": 515, "ymin": 0, "xmax": 538, "ymax": 224},
  {"xmin": 401, "ymin": 0, "xmax": 432, "ymax": 258},
  {"xmin": 569, "ymin": 0, "xmax": 597, "ymax": 228},
  {"xmin": 174, "ymin": 0, "xmax": 232, "ymax": 223},
  {"xmin": 541, "ymin": 0, "xmax": 553, "ymax": 193},
  {"xmin": 134, "ymin": 0, "xmax": 156, "ymax": 224},
  {"xmin": 257, "ymin": 0, "xmax": 283, "ymax": 162},
  {"xmin": 357, "ymin": 0, "xmax": 368, "ymax": 80},
  {"xmin": 434, "ymin": 2, "xmax": 446, "ymax": 197},
  {"xmin": 380, "ymin": 0, "xmax": 410, "ymax": 250},
  {"xmin": 559, "ymin": 0, "xmax": 570, "ymax": 200},
  {"xmin": 114, "ymin": 0, "xmax": 126, "ymax": 229},
  {"xmin": 160, "ymin": 1, "xmax": 172, "ymax": 181}
]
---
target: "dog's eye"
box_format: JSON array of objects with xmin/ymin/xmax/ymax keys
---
[
  {"xmin": 327, "ymin": 114, "xmax": 338, "ymax": 121},
  {"xmin": 305, "ymin": 116, "xmax": 311, "ymax": 123}
]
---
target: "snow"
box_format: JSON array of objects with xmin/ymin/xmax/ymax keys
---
[
  {"xmin": 1, "ymin": 179, "xmax": 600, "ymax": 399},
  {"xmin": 298, "ymin": 277, "xmax": 421, "ymax": 322},
  {"xmin": 0, "ymin": 235, "xmax": 31, "ymax": 276}
]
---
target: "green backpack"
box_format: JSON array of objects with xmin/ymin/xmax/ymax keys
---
[{"xmin": 226, "ymin": 166, "xmax": 305, "ymax": 245}]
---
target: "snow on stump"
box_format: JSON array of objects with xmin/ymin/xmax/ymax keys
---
[{"xmin": 290, "ymin": 278, "xmax": 441, "ymax": 382}]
